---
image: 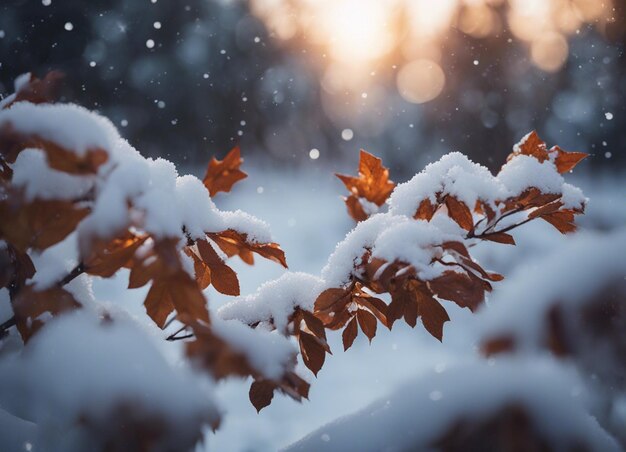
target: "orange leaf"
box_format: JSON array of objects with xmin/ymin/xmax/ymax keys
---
[
  {"xmin": 300, "ymin": 310, "xmax": 327, "ymax": 341},
  {"xmin": 85, "ymin": 234, "xmax": 148, "ymax": 278},
  {"xmin": 202, "ymin": 146, "xmax": 248, "ymax": 196},
  {"xmin": 414, "ymin": 198, "xmax": 435, "ymax": 221},
  {"xmin": 445, "ymin": 196, "xmax": 474, "ymax": 231},
  {"xmin": 342, "ymin": 316, "xmax": 358, "ymax": 351},
  {"xmin": 429, "ymin": 271, "xmax": 485, "ymax": 312},
  {"xmin": 299, "ymin": 331, "xmax": 326, "ymax": 376},
  {"xmin": 356, "ymin": 309, "xmax": 377, "ymax": 342},
  {"xmin": 144, "ymin": 280, "xmax": 175, "ymax": 328},
  {"xmin": 541, "ymin": 211, "xmax": 577, "ymax": 234},
  {"xmin": 197, "ymin": 240, "xmax": 240, "ymax": 296},
  {"xmin": 343, "ymin": 195, "xmax": 369, "ymax": 222},
  {"xmin": 314, "ymin": 287, "xmax": 351, "ymax": 312},
  {"xmin": 482, "ymin": 232, "xmax": 516, "ymax": 245},
  {"xmin": 209, "ymin": 229, "xmax": 287, "ymax": 268},
  {"xmin": 336, "ymin": 150, "xmax": 395, "ymax": 220},
  {"xmin": 13, "ymin": 285, "xmax": 81, "ymax": 342},
  {"xmin": 8, "ymin": 71, "xmax": 64, "ymax": 107},
  {"xmin": 0, "ymin": 198, "xmax": 89, "ymax": 252},
  {"xmin": 0, "ymin": 124, "xmax": 108, "ymax": 174},
  {"xmin": 553, "ymin": 146, "xmax": 587, "ymax": 174},
  {"xmin": 417, "ymin": 294, "xmax": 449, "ymax": 341},
  {"xmin": 511, "ymin": 131, "xmax": 549, "ymax": 163}
]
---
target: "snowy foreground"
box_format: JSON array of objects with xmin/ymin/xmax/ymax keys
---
[{"xmin": 206, "ymin": 167, "xmax": 625, "ymax": 451}]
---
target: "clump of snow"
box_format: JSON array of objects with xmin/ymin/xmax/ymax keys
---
[
  {"xmin": 561, "ymin": 183, "xmax": 587, "ymax": 210},
  {"xmin": 0, "ymin": 310, "xmax": 217, "ymax": 452},
  {"xmin": 219, "ymin": 272, "xmax": 325, "ymax": 332},
  {"xmin": 389, "ymin": 151, "xmax": 586, "ymax": 220},
  {"xmin": 11, "ymin": 149, "xmax": 94, "ymax": 201},
  {"xmin": 372, "ymin": 219, "xmax": 459, "ymax": 281},
  {"xmin": 212, "ymin": 318, "xmax": 296, "ymax": 379},
  {"xmin": 286, "ymin": 358, "xmax": 619, "ymax": 452},
  {"xmin": 389, "ymin": 152, "xmax": 505, "ymax": 217},
  {"xmin": 175, "ymin": 175, "xmax": 223, "ymax": 240},
  {"xmin": 0, "ymin": 102, "xmax": 120, "ymax": 156},
  {"xmin": 321, "ymin": 213, "xmax": 404, "ymax": 287},
  {"xmin": 497, "ymin": 154, "xmax": 563, "ymax": 196},
  {"xmin": 220, "ymin": 210, "xmax": 273, "ymax": 243}
]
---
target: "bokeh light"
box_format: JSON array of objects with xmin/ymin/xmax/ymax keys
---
[{"xmin": 250, "ymin": 0, "xmax": 617, "ymax": 102}]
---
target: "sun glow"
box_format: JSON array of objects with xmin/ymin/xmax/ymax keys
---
[
  {"xmin": 250, "ymin": 0, "xmax": 617, "ymax": 100},
  {"xmin": 320, "ymin": 0, "xmax": 395, "ymax": 64}
]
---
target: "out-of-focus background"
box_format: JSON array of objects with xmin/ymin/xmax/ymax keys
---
[
  {"xmin": 2, "ymin": 1, "xmax": 625, "ymax": 451},
  {"xmin": 1, "ymin": 0, "xmax": 624, "ymax": 174}
]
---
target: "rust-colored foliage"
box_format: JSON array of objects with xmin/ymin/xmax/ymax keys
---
[
  {"xmin": 2, "ymin": 72, "xmax": 64, "ymax": 110},
  {"xmin": 202, "ymin": 146, "xmax": 248, "ymax": 196},
  {"xmin": 336, "ymin": 150, "xmax": 396, "ymax": 222},
  {"xmin": 0, "ymin": 197, "xmax": 90, "ymax": 252},
  {"xmin": 12, "ymin": 285, "xmax": 81, "ymax": 342},
  {"xmin": 183, "ymin": 316, "xmax": 310, "ymax": 412},
  {"xmin": 208, "ymin": 229, "xmax": 288, "ymax": 268},
  {"xmin": 312, "ymin": 132, "xmax": 584, "ymax": 351},
  {"xmin": 0, "ymin": 72, "xmax": 591, "ymax": 427}
]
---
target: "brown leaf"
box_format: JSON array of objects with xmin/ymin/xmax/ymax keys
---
[
  {"xmin": 343, "ymin": 195, "xmax": 369, "ymax": 222},
  {"xmin": 208, "ymin": 229, "xmax": 287, "ymax": 268},
  {"xmin": 429, "ymin": 271, "xmax": 485, "ymax": 312},
  {"xmin": 202, "ymin": 146, "xmax": 247, "ymax": 196},
  {"xmin": 8, "ymin": 71, "xmax": 64, "ymax": 107},
  {"xmin": 299, "ymin": 331, "xmax": 326, "ymax": 376},
  {"xmin": 13, "ymin": 285, "xmax": 81, "ymax": 342},
  {"xmin": 0, "ymin": 198, "xmax": 89, "ymax": 252},
  {"xmin": 417, "ymin": 294, "xmax": 449, "ymax": 341},
  {"xmin": 314, "ymin": 287, "xmax": 351, "ymax": 312},
  {"xmin": 356, "ymin": 309, "xmax": 377, "ymax": 342},
  {"xmin": 196, "ymin": 240, "xmax": 240, "ymax": 296},
  {"xmin": 0, "ymin": 244, "xmax": 35, "ymax": 290},
  {"xmin": 185, "ymin": 248, "xmax": 212, "ymax": 290},
  {"xmin": 0, "ymin": 124, "xmax": 108, "ymax": 174},
  {"xmin": 249, "ymin": 380, "xmax": 275, "ymax": 413},
  {"xmin": 355, "ymin": 296, "xmax": 388, "ymax": 327},
  {"xmin": 342, "ymin": 316, "xmax": 358, "ymax": 351},
  {"xmin": 185, "ymin": 319, "xmax": 257, "ymax": 379},
  {"xmin": 387, "ymin": 290, "xmax": 409, "ymax": 328},
  {"xmin": 336, "ymin": 150, "xmax": 395, "ymax": 221},
  {"xmin": 144, "ymin": 280, "xmax": 175, "ymax": 328},
  {"xmin": 414, "ymin": 198, "xmax": 436, "ymax": 221},
  {"xmin": 510, "ymin": 131, "xmax": 549, "ymax": 163},
  {"xmin": 84, "ymin": 234, "xmax": 148, "ymax": 278},
  {"xmin": 482, "ymin": 232, "xmax": 516, "ymax": 245},
  {"xmin": 541, "ymin": 210, "xmax": 577, "ymax": 234},
  {"xmin": 445, "ymin": 196, "xmax": 474, "ymax": 231},
  {"xmin": 300, "ymin": 310, "xmax": 327, "ymax": 341},
  {"xmin": 553, "ymin": 146, "xmax": 587, "ymax": 174},
  {"xmin": 528, "ymin": 201, "xmax": 564, "ymax": 220},
  {"xmin": 481, "ymin": 336, "xmax": 516, "ymax": 356}
]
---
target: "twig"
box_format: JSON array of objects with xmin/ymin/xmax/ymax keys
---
[{"xmin": 57, "ymin": 263, "xmax": 85, "ymax": 286}]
